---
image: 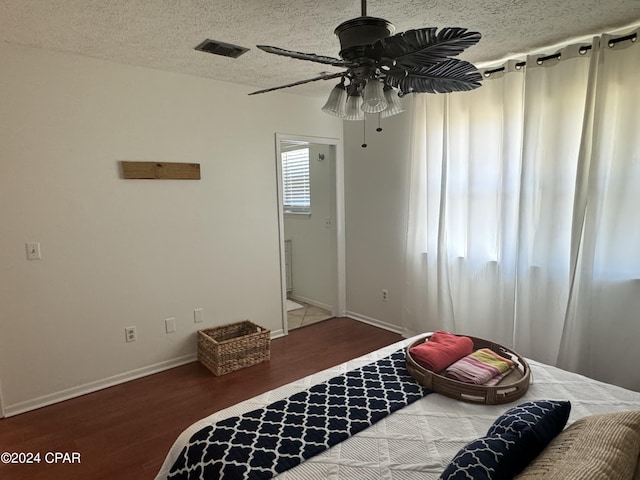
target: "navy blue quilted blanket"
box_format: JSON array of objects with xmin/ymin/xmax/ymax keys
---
[{"xmin": 168, "ymin": 349, "xmax": 430, "ymax": 479}]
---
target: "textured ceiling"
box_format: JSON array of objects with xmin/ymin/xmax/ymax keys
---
[{"xmin": 1, "ymin": 0, "xmax": 639, "ymax": 97}]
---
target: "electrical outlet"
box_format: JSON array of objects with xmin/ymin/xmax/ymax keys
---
[
  {"xmin": 382, "ymin": 289, "xmax": 388, "ymax": 302},
  {"xmin": 125, "ymin": 326, "xmax": 137, "ymax": 343},
  {"xmin": 26, "ymin": 242, "xmax": 41, "ymax": 260}
]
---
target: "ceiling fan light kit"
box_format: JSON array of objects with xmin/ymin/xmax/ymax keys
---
[
  {"xmin": 362, "ymin": 79, "xmax": 387, "ymax": 113},
  {"xmin": 344, "ymin": 93, "xmax": 365, "ymax": 121},
  {"xmin": 250, "ymin": 0, "xmax": 483, "ymax": 144},
  {"xmin": 321, "ymin": 82, "xmax": 348, "ymax": 117}
]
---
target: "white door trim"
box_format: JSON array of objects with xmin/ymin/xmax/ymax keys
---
[{"xmin": 275, "ymin": 133, "xmax": 345, "ymax": 335}]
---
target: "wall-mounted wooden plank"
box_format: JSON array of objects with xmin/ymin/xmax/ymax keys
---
[{"xmin": 120, "ymin": 161, "xmax": 201, "ymax": 180}]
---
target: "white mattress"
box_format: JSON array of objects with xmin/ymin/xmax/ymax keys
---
[{"xmin": 156, "ymin": 335, "xmax": 640, "ymax": 479}]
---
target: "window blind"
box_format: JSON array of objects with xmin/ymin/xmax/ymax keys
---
[{"xmin": 282, "ymin": 147, "xmax": 311, "ymax": 213}]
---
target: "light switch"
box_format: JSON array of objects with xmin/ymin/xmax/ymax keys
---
[
  {"xmin": 26, "ymin": 242, "xmax": 41, "ymax": 260},
  {"xmin": 194, "ymin": 308, "xmax": 204, "ymax": 323},
  {"xmin": 165, "ymin": 317, "xmax": 176, "ymax": 333}
]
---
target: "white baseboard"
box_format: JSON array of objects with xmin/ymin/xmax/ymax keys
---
[
  {"xmin": 3, "ymin": 353, "xmax": 197, "ymax": 417},
  {"xmin": 270, "ymin": 329, "xmax": 285, "ymax": 339},
  {"xmin": 346, "ymin": 311, "xmax": 404, "ymax": 335},
  {"xmin": 3, "ymin": 320, "xmax": 397, "ymax": 417},
  {"xmin": 288, "ymin": 294, "xmax": 333, "ymax": 313}
]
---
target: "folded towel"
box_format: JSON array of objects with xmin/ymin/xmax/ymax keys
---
[
  {"xmin": 483, "ymin": 368, "xmax": 514, "ymax": 387},
  {"xmin": 444, "ymin": 348, "xmax": 515, "ymax": 385},
  {"xmin": 409, "ymin": 331, "xmax": 474, "ymax": 373}
]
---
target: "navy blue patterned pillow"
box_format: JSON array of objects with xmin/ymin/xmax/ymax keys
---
[
  {"xmin": 440, "ymin": 400, "xmax": 571, "ymax": 480},
  {"xmin": 487, "ymin": 400, "xmax": 571, "ymax": 443}
]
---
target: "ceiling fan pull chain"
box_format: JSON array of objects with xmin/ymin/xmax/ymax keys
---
[
  {"xmin": 362, "ymin": 117, "xmax": 368, "ymax": 148},
  {"xmin": 376, "ymin": 112, "xmax": 383, "ymax": 132}
]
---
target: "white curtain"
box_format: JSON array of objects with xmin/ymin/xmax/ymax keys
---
[{"xmin": 403, "ymin": 28, "xmax": 640, "ymax": 391}]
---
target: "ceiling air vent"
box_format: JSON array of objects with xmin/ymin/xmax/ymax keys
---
[{"xmin": 195, "ymin": 39, "xmax": 249, "ymax": 58}]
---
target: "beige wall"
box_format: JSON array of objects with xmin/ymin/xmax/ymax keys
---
[
  {"xmin": 343, "ymin": 100, "xmax": 414, "ymax": 332},
  {"xmin": 0, "ymin": 43, "xmax": 342, "ymax": 415}
]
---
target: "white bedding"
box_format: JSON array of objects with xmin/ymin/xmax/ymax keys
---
[{"xmin": 156, "ymin": 335, "xmax": 640, "ymax": 479}]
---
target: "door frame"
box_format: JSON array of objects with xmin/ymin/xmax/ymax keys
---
[{"xmin": 275, "ymin": 133, "xmax": 345, "ymax": 335}]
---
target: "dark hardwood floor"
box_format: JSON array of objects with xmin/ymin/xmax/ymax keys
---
[{"xmin": 0, "ymin": 317, "xmax": 402, "ymax": 480}]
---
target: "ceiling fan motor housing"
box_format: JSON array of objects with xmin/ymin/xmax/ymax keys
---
[{"xmin": 335, "ymin": 16, "xmax": 395, "ymax": 61}]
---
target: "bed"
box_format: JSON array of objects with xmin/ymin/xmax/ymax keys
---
[{"xmin": 156, "ymin": 335, "xmax": 640, "ymax": 479}]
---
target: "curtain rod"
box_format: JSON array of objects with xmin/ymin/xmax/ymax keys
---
[{"xmin": 483, "ymin": 31, "xmax": 637, "ymax": 77}]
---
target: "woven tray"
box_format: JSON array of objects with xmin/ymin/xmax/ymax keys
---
[
  {"xmin": 198, "ymin": 320, "xmax": 270, "ymax": 376},
  {"xmin": 406, "ymin": 334, "xmax": 530, "ymax": 405}
]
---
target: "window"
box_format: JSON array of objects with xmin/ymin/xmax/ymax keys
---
[{"xmin": 281, "ymin": 146, "xmax": 311, "ymax": 214}]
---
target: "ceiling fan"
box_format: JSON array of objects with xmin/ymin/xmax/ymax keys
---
[{"xmin": 249, "ymin": 0, "xmax": 482, "ymax": 123}]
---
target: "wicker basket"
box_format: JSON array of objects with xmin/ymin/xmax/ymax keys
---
[
  {"xmin": 198, "ymin": 320, "xmax": 270, "ymax": 376},
  {"xmin": 406, "ymin": 334, "xmax": 530, "ymax": 405}
]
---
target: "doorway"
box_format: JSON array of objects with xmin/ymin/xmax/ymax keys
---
[{"xmin": 276, "ymin": 134, "xmax": 345, "ymax": 335}]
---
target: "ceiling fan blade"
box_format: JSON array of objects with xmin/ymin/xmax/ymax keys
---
[
  {"xmin": 248, "ymin": 71, "xmax": 348, "ymax": 95},
  {"xmin": 374, "ymin": 28, "xmax": 481, "ymax": 68},
  {"xmin": 385, "ymin": 58, "xmax": 482, "ymax": 94},
  {"xmin": 257, "ymin": 45, "xmax": 356, "ymax": 67}
]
